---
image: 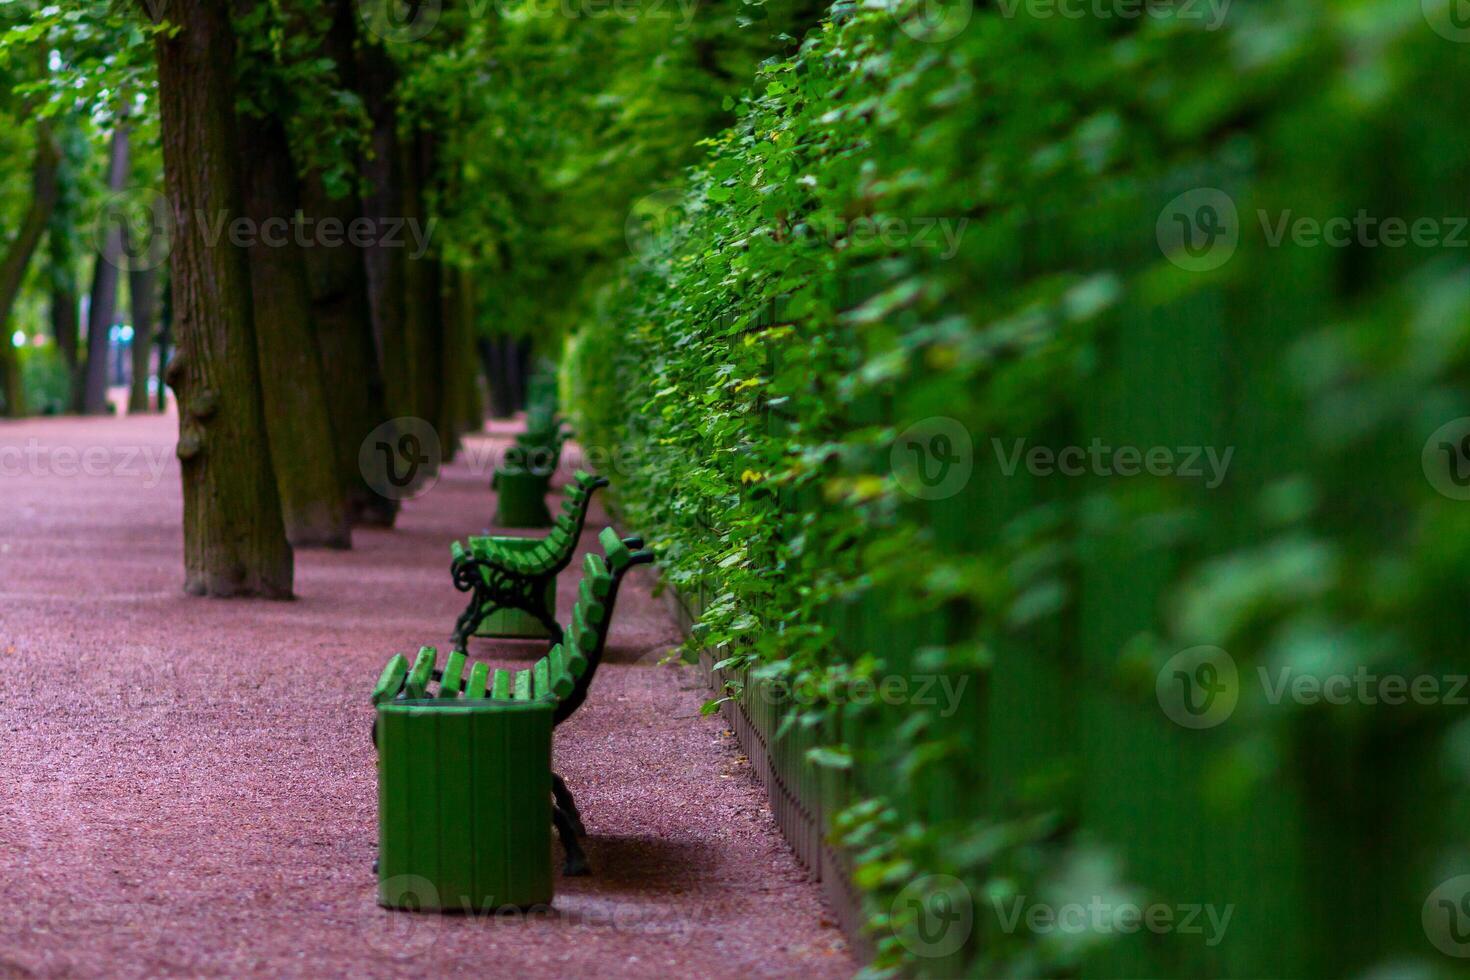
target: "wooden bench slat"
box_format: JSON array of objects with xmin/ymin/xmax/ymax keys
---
[
  {"xmin": 371, "ymin": 653, "xmax": 410, "ymax": 705},
  {"xmin": 492, "ymin": 668, "xmax": 511, "ymax": 700},
  {"xmin": 514, "ymin": 669, "xmax": 532, "ymax": 701},
  {"xmin": 565, "ymin": 644, "xmax": 588, "ymax": 678},
  {"xmin": 577, "ymin": 578, "xmax": 607, "ymax": 625},
  {"xmin": 439, "ymin": 649, "xmax": 467, "ymax": 698},
  {"xmin": 465, "ymin": 661, "xmax": 489, "ymax": 699},
  {"xmin": 599, "ymin": 527, "xmax": 632, "ymax": 571},
  {"xmin": 548, "ymin": 646, "xmax": 575, "ymax": 698},
  {"xmin": 583, "ymin": 553, "xmax": 611, "ymax": 597},
  {"xmin": 404, "ymin": 646, "xmax": 437, "ymax": 700},
  {"xmin": 533, "ymin": 657, "xmax": 550, "ymax": 698}
]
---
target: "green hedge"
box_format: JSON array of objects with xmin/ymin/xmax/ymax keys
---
[{"xmin": 569, "ymin": 0, "xmax": 1470, "ymax": 974}]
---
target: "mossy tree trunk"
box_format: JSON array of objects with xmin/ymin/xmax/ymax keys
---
[
  {"xmin": 441, "ymin": 264, "xmax": 482, "ymax": 443},
  {"xmin": 0, "ymin": 124, "xmax": 60, "ymax": 418},
  {"xmin": 81, "ymin": 112, "xmax": 131, "ymax": 416},
  {"xmin": 152, "ymin": 0, "xmax": 292, "ymax": 597},
  {"xmin": 237, "ymin": 109, "xmax": 352, "ymax": 550},
  {"xmin": 299, "ymin": 0, "xmax": 398, "ymax": 527},
  {"xmin": 126, "ymin": 233, "xmax": 156, "ymax": 414},
  {"xmin": 358, "ymin": 38, "xmax": 412, "ymax": 420},
  {"xmin": 403, "ymin": 130, "xmax": 445, "ymax": 442}
]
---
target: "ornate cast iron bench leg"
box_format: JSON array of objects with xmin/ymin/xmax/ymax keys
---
[
  {"xmin": 552, "ymin": 772, "xmax": 585, "ymax": 837},
  {"xmin": 553, "ymin": 803, "xmax": 589, "ymax": 876}
]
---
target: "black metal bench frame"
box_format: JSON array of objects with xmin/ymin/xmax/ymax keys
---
[{"xmin": 449, "ymin": 475, "xmax": 609, "ymax": 649}]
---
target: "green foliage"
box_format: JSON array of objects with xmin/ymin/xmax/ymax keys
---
[
  {"xmin": 399, "ymin": 0, "xmax": 814, "ymax": 340},
  {"xmin": 232, "ymin": 0, "xmax": 369, "ymax": 198},
  {"xmin": 570, "ymin": 0, "xmax": 1470, "ymax": 974},
  {"xmin": 19, "ymin": 341, "xmax": 70, "ymax": 413}
]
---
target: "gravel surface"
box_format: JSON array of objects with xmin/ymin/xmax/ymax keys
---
[{"xmin": 0, "ymin": 414, "xmax": 853, "ymax": 978}]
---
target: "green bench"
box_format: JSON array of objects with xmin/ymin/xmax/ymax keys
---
[
  {"xmin": 491, "ymin": 420, "xmax": 572, "ymax": 527},
  {"xmin": 374, "ymin": 526, "xmax": 655, "ymax": 875},
  {"xmin": 449, "ymin": 470, "xmax": 609, "ymax": 646}
]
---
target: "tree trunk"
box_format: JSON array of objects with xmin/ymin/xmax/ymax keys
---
[
  {"xmin": 126, "ymin": 232, "xmax": 156, "ymax": 414},
  {"xmin": 479, "ymin": 335, "xmax": 514, "ymax": 419},
  {"xmin": 52, "ymin": 283, "xmax": 79, "ymax": 396},
  {"xmin": 155, "ymin": 265, "xmax": 172, "ymax": 411},
  {"xmin": 81, "ymin": 115, "xmax": 132, "ymax": 415},
  {"xmin": 47, "ymin": 167, "xmax": 82, "ymax": 410},
  {"xmin": 152, "ymin": 0, "xmax": 293, "ymax": 597},
  {"xmin": 442, "ymin": 264, "xmax": 482, "ymax": 441},
  {"xmin": 403, "ymin": 130, "xmax": 444, "ymax": 435},
  {"xmin": 0, "ymin": 126, "xmax": 61, "ymax": 418},
  {"xmin": 358, "ymin": 38, "xmax": 412, "ymax": 420},
  {"xmin": 298, "ymin": 0, "xmax": 398, "ymax": 528},
  {"xmin": 236, "ymin": 111, "xmax": 352, "ymax": 549}
]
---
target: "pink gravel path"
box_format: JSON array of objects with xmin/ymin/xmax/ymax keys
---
[{"xmin": 0, "ymin": 413, "xmax": 853, "ymax": 978}]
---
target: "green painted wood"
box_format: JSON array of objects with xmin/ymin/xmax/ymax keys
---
[
  {"xmin": 378, "ymin": 700, "xmax": 553, "ymax": 910},
  {"xmin": 548, "ymin": 646, "xmax": 574, "ymax": 697},
  {"xmin": 513, "ymin": 669, "xmax": 531, "ymax": 701},
  {"xmin": 494, "ymin": 470, "xmax": 553, "ymax": 528},
  {"xmin": 564, "ymin": 643, "xmax": 588, "ymax": 678},
  {"xmin": 465, "ymin": 662, "xmax": 489, "ymax": 699},
  {"xmin": 533, "ymin": 657, "xmax": 549, "ymax": 699},
  {"xmin": 576, "ymin": 579, "xmax": 607, "ymax": 624},
  {"xmin": 404, "ymin": 646, "xmax": 436, "ymax": 700},
  {"xmin": 439, "ymin": 649, "xmax": 467, "ymax": 698},
  {"xmin": 598, "ymin": 527, "xmax": 631, "ymax": 570},
  {"xmin": 582, "ymin": 554, "xmax": 611, "ymax": 597},
  {"xmin": 371, "ymin": 654, "xmax": 409, "ymax": 705},
  {"xmin": 491, "ymin": 668, "xmax": 511, "ymax": 700}
]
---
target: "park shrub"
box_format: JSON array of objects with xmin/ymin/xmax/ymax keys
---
[
  {"xmin": 20, "ymin": 343, "xmax": 70, "ymax": 415},
  {"xmin": 569, "ymin": 0, "xmax": 1470, "ymax": 974}
]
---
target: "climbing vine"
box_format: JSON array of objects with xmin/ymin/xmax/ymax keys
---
[{"xmin": 570, "ymin": 0, "xmax": 1470, "ymax": 974}]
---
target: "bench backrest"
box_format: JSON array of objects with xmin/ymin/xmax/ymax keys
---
[
  {"xmin": 453, "ymin": 470, "xmax": 609, "ymax": 574},
  {"xmin": 545, "ymin": 526, "xmax": 655, "ymax": 726},
  {"xmin": 377, "ymin": 526, "xmax": 654, "ymax": 719}
]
